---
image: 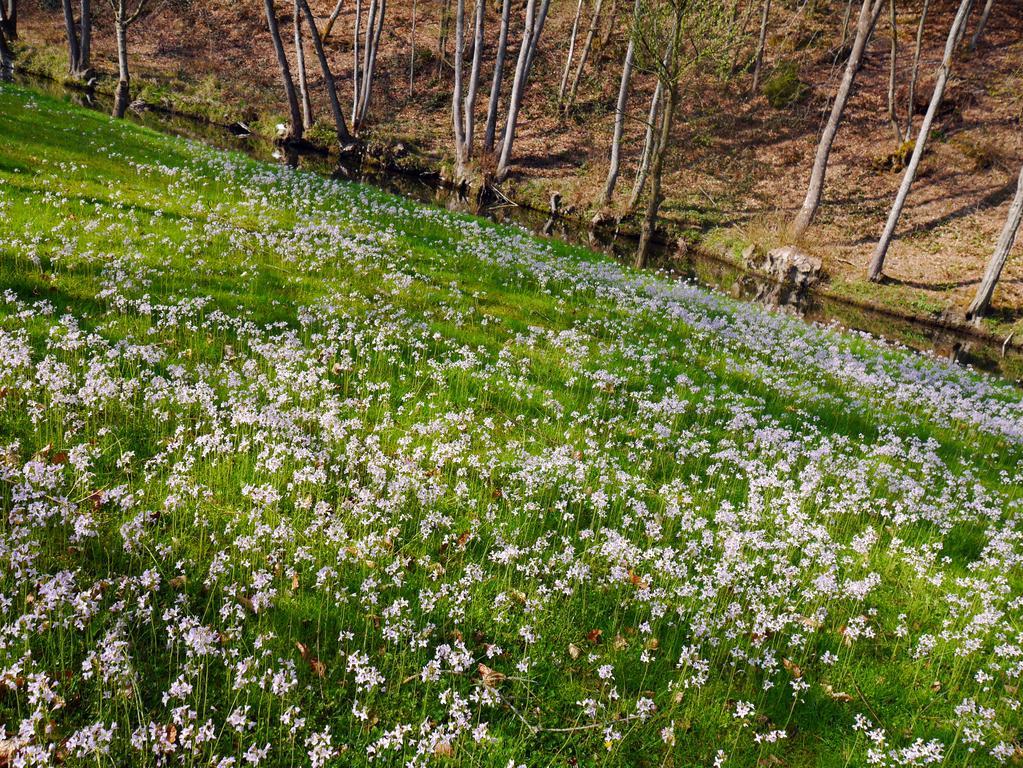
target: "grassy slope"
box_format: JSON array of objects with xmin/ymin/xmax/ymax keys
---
[{"xmin": 1, "ymin": 84, "xmax": 1023, "ymax": 767}]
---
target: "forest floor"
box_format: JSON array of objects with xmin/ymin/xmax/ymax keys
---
[
  {"xmin": 9, "ymin": 0, "xmax": 1023, "ymax": 337},
  {"xmin": 4, "ymin": 81, "xmax": 1023, "ymax": 768}
]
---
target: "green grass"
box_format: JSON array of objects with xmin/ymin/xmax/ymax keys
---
[{"xmin": 1, "ymin": 83, "xmax": 1023, "ymax": 767}]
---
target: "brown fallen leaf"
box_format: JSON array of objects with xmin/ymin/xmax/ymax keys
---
[
  {"xmin": 478, "ymin": 663, "xmax": 506, "ymax": 688},
  {"xmin": 568, "ymin": 643, "xmax": 581, "ymax": 660},
  {"xmin": 628, "ymin": 570, "xmax": 649, "ymax": 589},
  {"xmin": 613, "ymin": 634, "xmax": 628, "ymax": 651},
  {"xmin": 586, "ymin": 629, "xmax": 603, "ymax": 644},
  {"xmin": 291, "ymin": 572, "xmax": 300, "ymax": 591},
  {"xmin": 782, "ymin": 658, "xmax": 803, "ymax": 678},
  {"xmin": 169, "ymin": 575, "xmax": 187, "ymax": 590}
]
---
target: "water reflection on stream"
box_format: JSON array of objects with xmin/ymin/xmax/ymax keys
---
[{"xmin": 12, "ymin": 73, "xmax": 1022, "ymax": 383}]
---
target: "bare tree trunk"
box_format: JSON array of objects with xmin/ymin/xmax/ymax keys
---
[
  {"xmin": 113, "ymin": 19, "xmax": 129, "ymax": 117},
  {"xmin": 596, "ymin": 0, "xmax": 618, "ymax": 52},
  {"xmin": 263, "ymin": 0, "xmax": 303, "ymax": 141},
  {"xmin": 868, "ymin": 0, "xmax": 973, "ymax": 282},
  {"xmin": 600, "ymin": 0, "xmax": 639, "ymax": 208},
  {"xmin": 437, "ymin": 0, "xmax": 451, "ymax": 75},
  {"xmin": 968, "ymin": 0, "xmax": 994, "ymax": 51},
  {"xmin": 628, "ymin": 79, "xmax": 663, "ymax": 214},
  {"xmin": 409, "ymin": 0, "xmax": 417, "ymax": 96},
  {"xmin": 294, "ymin": 0, "xmax": 313, "ymax": 130},
  {"xmin": 62, "ymin": 0, "xmax": 81, "ymax": 75},
  {"xmin": 886, "ymin": 0, "xmax": 899, "ymax": 140},
  {"xmin": 559, "ymin": 0, "xmax": 584, "ymax": 104},
  {"xmin": 967, "ymin": 163, "xmax": 1023, "ymax": 320},
  {"xmin": 319, "ymin": 0, "xmax": 344, "ymax": 40},
  {"xmin": 636, "ymin": 82, "xmax": 675, "ymax": 269},
  {"xmin": 0, "ymin": 20, "xmax": 12, "ymax": 76},
  {"xmin": 358, "ymin": 0, "xmax": 377, "ymax": 121},
  {"xmin": 789, "ymin": 0, "xmax": 885, "ymax": 239},
  {"xmin": 0, "ymin": 0, "xmax": 16, "ymax": 41},
  {"xmin": 495, "ymin": 0, "xmax": 536, "ymax": 180},
  {"xmin": 299, "ymin": 0, "xmax": 353, "ymax": 144},
  {"xmin": 463, "ymin": 0, "xmax": 484, "ymax": 159},
  {"xmin": 564, "ymin": 0, "xmax": 603, "ymax": 112},
  {"xmin": 904, "ymin": 0, "xmax": 928, "ymax": 140},
  {"xmin": 751, "ymin": 0, "xmax": 770, "ymax": 93},
  {"xmin": 839, "ymin": 0, "xmax": 853, "ymax": 50},
  {"xmin": 483, "ymin": 0, "xmax": 511, "ymax": 155},
  {"xmin": 352, "ymin": 0, "xmax": 361, "ymax": 124},
  {"xmin": 79, "ymin": 0, "xmax": 90, "ymax": 72},
  {"xmin": 452, "ymin": 0, "xmax": 466, "ymax": 173},
  {"xmin": 356, "ymin": 0, "xmax": 385, "ymax": 129},
  {"xmin": 523, "ymin": 0, "xmax": 550, "ymax": 76}
]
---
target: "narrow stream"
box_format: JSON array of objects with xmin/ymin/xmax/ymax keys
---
[{"xmin": 12, "ymin": 73, "xmax": 1022, "ymax": 383}]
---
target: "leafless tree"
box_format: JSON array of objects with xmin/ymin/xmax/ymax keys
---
[
  {"xmin": 631, "ymin": 0, "xmax": 741, "ymax": 268},
  {"xmin": 0, "ymin": 21, "xmax": 12, "ymax": 77},
  {"xmin": 627, "ymin": 77, "xmax": 664, "ymax": 213},
  {"xmin": 564, "ymin": 0, "xmax": 604, "ymax": 112},
  {"xmin": 0, "ymin": 0, "xmax": 16, "ymax": 41},
  {"xmin": 600, "ymin": 0, "xmax": 640, "ymax": 207},
  {"xmin": 297, "ymin": 0, "xmax": 354, "ymax": 145},
  {"xmin": 409, "ymin": 0, "xmax": 417, "ymax": 95},
  {"xmin": 263, "ymin": 0, "xmax": 303, "ymax": 141},
  {"xmin": 319, "ymin": 0, "xmax": 344, "ymax": 41},
  {"xmin": 463, "ymin": 0, "xmax": 485, "ymax": 159},
  {"xmin": 868, "ymin": 0, "xmax": 973, "ymax": 282},
  {"xmin": 967, "ymin": 163, "xmax": 1023, "ymax": 321},
  {"xmin": 108, "ymin": 0, "xmax": 149, "ymax": 117},
  {"xmin": 354, "ymin": 0, "xmax": 385, "ymax": 129},
  {"xmin": 559, "ymin": 0, "xmax": 585, "ymax": 104},
  {"xmin": 494, "ymin": 0, "xmax": 551, "ymax": 180},
  {"xmin": 452, "ymin": 0, "xmax": 466, "ymax": 174},
  {"xmin": 751, "ymin": 0, "xmax": 770, "ymax": 93},
  {"xmin": 904, "ymin": 0, "xmax": 929, "ymax": 140},
  {"xmin": 886, "ymin": 0, "xmax": 899, "ymax": 140},
  {"xmin": 62, "ymin": 0, "xmax": 92, "ymax": 79},
  {"xmin": 293, "ymin": 0, "xmax": 313, "ymax": 130},
  {"xmin": 788, "ymin": 0, "xmax": 885, "ymax": 239},
  {"xmin": 968, "ymin": 0, "xmax": 994, "ymax": 50},
  {"xmin": 483, "ymin": 0, "xmax": 511, "ymax": 155}
]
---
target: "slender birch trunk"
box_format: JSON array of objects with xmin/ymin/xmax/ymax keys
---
[
  {"xmin": 299, "ymin": 0, "xmax": 353, "ymax": 144},
  {"xmin": 559, "ymin": 0, "xmax": 585, "ymax": 104},
  {"xmin": 904, "ymin": 0, "xmax": 928, "ymax": 140},
  {"xmin": 494, "ymin": 0, "xmax": 536, "ymax": 180},
  {"xmin": 839, "ymin": 0, "xmax": 853, "ymax": 50},
  {"xmin": 463, "ymin": 0, "xmax": 484, "ymax": 158},
  {"xmin": 523, "ymin": 0, "xmax": 550, "ymax": 76},
  {"xmin": 788, "ymin": 0, "xmax": 885, "ymax": 239},
  {"xmin": 319, "ymin": 0, "xmax": 344, "ymax": 41},
  {"xmin": 868, "ymin": 0, "xmax": 973, "ymax": 281},
  {"xmin": 636, "ymin": 82, "xmax": 676, "ymax": 269},
  {"xmin": 352, "ymin": 0, "xmax": 361, "ymax": 124},
  {"xmin": 564, "ymin": 0, "xmax": 603, "ymax": 112},
  {"xmin": 628, "ymin": 79, "xmax": 664, "ymax": 214},
  {"xmin": 113, "ymin": 19, "xmax": 130, "ymax": 116},
  {"xmin": 294, "ymin": 0, "xmax": 313, "ymax": 130},
  {"xmin": 600, "ymin": 0, "xmax": 639, "ymax": 208},
  {"xmin": 452, "ymin": 0, "xmax": 466, "ymax": 173},
  {"xmin": 483, "ymin": 0, "xmax": 511, "ymax": 155},
  {"xmin": 751, "ymin": 0, "xmax": 770, "ymax": 93},
  {"xmin": 967, "ymin": 163, "xmax": 1023, "ymax": 320},
  {"xmin": 263, "ymin": 0, "xmax": 303, "ymax": 141},
  {"xmin": 409, "ymin": 0, "xmax": 417, "ymax": 95},
  {"xmin": 968, "ymin": 0, "xmax": 994, "ymax": 51},
  {"xmin": 358, "ymin": 0, "xmax": 377, "ymax": 120},
  {"xmin": 886, "ymin": 0, "xmax": 899, "ymax": 140}
]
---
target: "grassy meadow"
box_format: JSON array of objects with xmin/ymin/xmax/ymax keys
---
[{"xmin": 1, "ymin": 83, "xmax": 1023, "ymax": 767}]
